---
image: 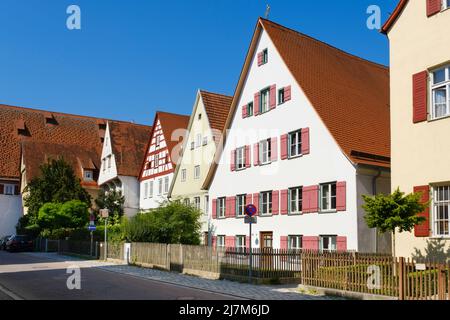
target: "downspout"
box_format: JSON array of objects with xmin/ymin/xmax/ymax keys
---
[{"xmin": 372, "ymin": 169, "xmax": 382, "ymax": 253}]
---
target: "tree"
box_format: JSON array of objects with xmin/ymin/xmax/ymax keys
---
[
  {"xmin": 123, "ymin": 201, "xmax": 202, "ymax": 245},
  {"xmin": 362, "ymin": 188, "xmax": 428, "ymax": 257},
  {"xmin": 18, "ymin": 158, "xmax": 91, "ymax": 236},
  {"xmin": 94, "ymin": 189, "xmax": 125, "ymax": 226}
]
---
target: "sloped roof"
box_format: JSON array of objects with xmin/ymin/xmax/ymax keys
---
[
  {"xmin": 203, "ymin": 18, "xmax": 390, "ymax": 189},
  {"xmin": 108, "ymin": 121, "xmax": 152, "ymax": 177},
  {"xmin": 200, "ymin": 90, "xmax": 233, "ymax": 132},
  {"xmin": 381, "ymin": 0, "xmax": 409, "ymax": 34}
]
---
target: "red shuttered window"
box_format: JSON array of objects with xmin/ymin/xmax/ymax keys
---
[{"xmin": 414, "ymin": 185, "xmax": 431, "ymax": 237}]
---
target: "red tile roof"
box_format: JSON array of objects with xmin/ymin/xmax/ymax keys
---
[
  {"xmin": 381, "ymin": 0, "xmax": 409, "ymax": 34},
  {"xmin": 200, "ymin": 90, "xmax": 233, "ymax": 132}
]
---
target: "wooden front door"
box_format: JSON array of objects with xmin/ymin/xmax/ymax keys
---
[{"xmin": 260, "ymin": 232, "xmax": 273, "ymax": 269}]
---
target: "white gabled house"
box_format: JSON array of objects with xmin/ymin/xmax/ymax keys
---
[{"xmin": 202, "ymin": 18, "xmax": 392, "ymax": 253}]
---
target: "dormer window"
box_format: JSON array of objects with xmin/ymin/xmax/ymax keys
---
[
  {"xmin": 44, "ymin": 112, "xmax": 58, "ymax": 125},
  {"xmin": 84, "ymin": 170, "xmax": 94, "ymax": 181},
  {"xmin": 16, "ymin": 119, "xmax": 29, "ymax": 136}
]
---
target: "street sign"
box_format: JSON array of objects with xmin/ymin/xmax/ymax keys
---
[
  {"xmin": 88, "ymin": 225, "xmax": 96, "ymax": 232},
  {"xmin": 100, "ymin": 209, "xmax": 109, "ymax": 218},
  {"xmin": 244, "ymin": 216, "xmax": 257, "ymax": 224},
  {"xmin": 245, "ymin": 204, "xmax": 257, "ymax": 217}
]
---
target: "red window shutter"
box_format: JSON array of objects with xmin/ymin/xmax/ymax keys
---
[
  {"xmin": 301, "ymin": 128, "xmax": 310, "ymax": 155},
  {"xmin": 280, "ymin": 134, "xmax": 288, "ymax": 160},
  {"xmin": 212, "ymin": 236, "xmax": 217, "ymax": 248},
  {"xmin": 257, "ymin": 52, "xmax": 263, "ymax": 66},
  {"xmin": 271, "ymin": 137, "xmax": 278, "ymax": 162},
  {"xmin": 253, "ymin": 193, "xmax": 259, "ymax": 216},
  {"xmin": 336, "ymin": 181, "xmax": 347, "ymax": 211},
  {"xmin": 230, "ymin": 150, "xmax": 236, "ymax": 172},
  {"xmin": 303, "ymin": 236, "xmax": 319, "ymax": 251},
  {"xmin": 284, "ymin": 86, "xmax": 291, "ymax": 101},
  {"xmin": 246, "ymin": 194, "xmax": 252, "ymax": 208},
  {"xmin": 303, "ymin": 185, "xmax": 319, "ymax": 213},
  {"xmin": 230, "ymin": 197, "xmax": 236, "ymax": 217},
  {"xmin": 242, "ymin": 105, "xmax": 247, "ymax": 118},
  {"xmin": 272, "ymin": 190, "xmax": 279, "ymax": 215},
  {"xmin": 253, "ymin": 143, "xmax": 259, "ymax": 166},
  {"xmin": 280, "ymin": 236, "xmax": 288, "ymax": 250},
  {"xmin": 0, "ymin": 184, "xmax": 4, "ymax": 194},
  {"xmin": 336, "ymin": 236, "xmax": 347, "ymax": 252},
  {"xmin": 245, "ymin": 145, "xmax": 251, "ymax": 168},
  {"xmin": 427, "ymin": 0, "xmax": 442, "ymax": 17},
  {"xmin": 270, "ymin": 85, "xmax": 276, "ymax": 109},
  {"xmin": 254, "ymin": 93, "xmax": 260, "ymax": 116},
  {"xmin": 226, "ymin": 197, "xmax": 231, "ymax": 218},
  {"xmin": 413, "ymin": 71, "xmax": 428, "ymax": 123},
  {"xmin": 280, "ymin": 190, "xmax": 288, "ymax": 215},
  {"xmin": 414, "ymin": 185, "xmax": 431, "ymax": 237},
  {"xmin": 246, "ymin": 236, "xmax": 250, "ymax": 249},
  {"xmin": 14, "ymin": 185, "xmax": 20, "ymax": 195},
  {"xmin": 212, "ymin": 199, "xmax": 217, "ymax": 219}
]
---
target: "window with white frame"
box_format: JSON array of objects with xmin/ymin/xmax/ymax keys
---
[
  {"xmin": 155, "ymin": 154, "xmax": 159, "ymax": 167},
  {"xmin": 247, "ymin": 102, "xmax": 254, "ymax": 117},
  {"xmin": 278, "ymin": 88, "xmax": 285, "ymax": 105},
  {"xmin": 288, "ymin": 130, "xmax": 302, "ymax": 158},
  {"xmin": 262, "ymin": 48, "xmax": 268, "ymax": 64},
  {"xmin": 217, "ymin": 235, "xmax": 225, "ymax": 248},
  {"xmin": 289, "ymin": 187, "xmax": 303, "ymax": 214},
  {"xmin": 217, "ymin": 197, "xmax": 226, "ymax": 218},
  {"xmin": 259, "ymin": 139, "xmax": 271, "ymax": 164},
  {"xmin": 164, "ymin": 176, "xmax": 169, "ymax": 194},
  {"xmin": 236, "ymin": 194, "xmax": 246, "ymax": 217},
  {"xmin": 155, "ymin": 135, "xmax": 161, "ymax": 147},
  {"xmin": 181, "ymin": 169, "xmax": 187, "ymax": 182},
  {"xmin": 320, "ymin": 183, "xmax": 337, "ymax": 212},
  {"xmin": 144, "ymin": 183, "xmax": 148, "ymax": 199},
  {"xmin": 288, "ymin": 235, "xmax": 302, "ymax": 250},
  {"xmin": 260, "ymin": 191, "xmax": 272, "ymax": 215},
  {"xmin": 158, "ymin": 178, "xmax": 163, "ymax": 195},
  {"xmin": 194, "ymin": 165, "xmax": 200, "ymax": 180},
  {"xmin": 432, "ymin": 185, "xmax": 450, "ymax": 237},
  {"xmin": 190, "ymin": 141, "xmax": 195, "ymax": 150},
  {"xmin": 149, "ymin": 181, "xmax": 154, "ymax": 198},
  {"xmin": 320, "ymin": 235, "xmax": 337, "ymax": 252},
  {"xmin": 202, "ymin": 136, "xmax": 208, "ymax": 146},
  {"xmin": 102, "ymin": 158, "xmax": 106, "ymax": 171},
  {"xmin": 184, "ymin": 198, "xmax": 190, "ymax": 206},
  {"xmin": 236, "ymin": 147, "xmax": 246, "ymax": 170},
  {"xmin": 205, "ymin": 195, "xmax": 209, "ymax": 215},
  {"xmin": 196, "ymin": 134, "xmax": 202, "ymax": 148},
  {"xmin": 4, "ymin": 184, "xmax": 15, "ymax": 195},
  {"xmin": 83, "ymin": 169, "xmax": 94, "ymax": 181},
  {"xmin": 431, "ymin": 66, "xmax": 450, "ymax": 119},
  {"xmin": 194, "ymin": 196, "xmax": 201, "ymax": 210},
  {"xmin": 260, "ymin": 88, "xmax": 270, "ymax": 113},
  {"xmin": 444, "ymin": 0, "xmax": 450, "ymax": 9},
  {"xmin": 236, "ymin": 235, "xmax": 246, "ymax": 253},
  {"xmin": 108, "ymin": 155, "xmax": 112, "ymax": 168}
]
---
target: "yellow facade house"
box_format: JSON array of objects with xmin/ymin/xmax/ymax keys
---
[
  {"xmin": 168, "ymin": 90, "xmax": 232, "ymax": 244},
  {"xmin": 382, "ymin": 0, "xmax": 450, "ymax": 258}
]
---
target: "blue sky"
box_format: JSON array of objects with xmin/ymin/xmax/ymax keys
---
[{"xmin": 0, "ymin": 0, "xmax": 397, "ymax": 125}]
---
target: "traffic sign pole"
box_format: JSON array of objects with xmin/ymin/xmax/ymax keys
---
[
  {"xmin": 249, "ymin": 220, "xmax": 252, "ymax": 284},
  {"xmin": 244, "ymin": 204, "xmax": 257, "ymax": 284}
]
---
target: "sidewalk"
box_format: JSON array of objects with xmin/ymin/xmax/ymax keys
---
[{"xmin": 24, "ymin": 252, "xmax": 343, "ymax": 300}]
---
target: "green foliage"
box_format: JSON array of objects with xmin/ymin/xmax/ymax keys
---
[
  {"xmin": 123, "ymin": 201, "xmax": 202, "ymax": 245},
  {"xmin": 20, "ymin": 158, "xmax": 91, "ymax": 236},
  {"xmin": 94, "ymin": 189, "xmax": 125, "ymax": 226},
  {"xmin": 362, "ymin": 188, "xmax": 427, "ymax": 234}
]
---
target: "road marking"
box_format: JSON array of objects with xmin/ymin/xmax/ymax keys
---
[{"xmin": 0, "ymin": 283, "xmax": 24, "ymax": 300}]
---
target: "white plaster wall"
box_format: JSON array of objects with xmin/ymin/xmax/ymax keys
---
[
  {"xmin": 208, "ymin": 29, "xmax": 359, "ymax": 250},
  {"xmin": 0, "ymin": 195, "xmax": 23, "ymax": 237},
  {"xmin": 140, "ymin": 172, "xmax": 173, "ymax": 210},
  {"xmin": 118, "ymin": 175, "xmax": 140, "ymax": 217}
]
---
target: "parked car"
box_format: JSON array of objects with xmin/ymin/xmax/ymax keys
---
[
  {"xmin": 5, "ymin": 235, "xmax": 33, "ymax": 252},
  {"xmin": 0, "ymin": 235, "xmax": 11, "ymax": 250}
]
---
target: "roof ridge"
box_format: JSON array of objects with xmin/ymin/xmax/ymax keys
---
[
  {"xmin": 156, "ymin": 110, "xmax": 190, "ymax": 118},
  {"xmin": 199, "ymin": 90, "xmax": 233, "ymax": 99},
  {"xmin": 259, "ymin": 18, "xmax": 389, "ymax": 71}
]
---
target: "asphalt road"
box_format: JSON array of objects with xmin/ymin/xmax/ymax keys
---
[{"xmin": 0, "ymin": 250, "xmax": 240, "ymax": 300}]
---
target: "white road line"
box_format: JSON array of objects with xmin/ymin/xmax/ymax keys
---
[{"xmin": 0, "ymin": 283, "xmax": 24, "ymax": 300}]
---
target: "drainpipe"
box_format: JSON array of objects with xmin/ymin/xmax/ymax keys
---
[{"xmin": 372, "ymin": 169, "xmax": 382, "ymax": 253}]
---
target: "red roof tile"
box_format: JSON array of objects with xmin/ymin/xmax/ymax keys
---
[{"xmin": 200, "ymin": 90, "xmax": 233, "ymax": 132}]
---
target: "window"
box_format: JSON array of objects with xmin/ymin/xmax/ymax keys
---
[
  {"xmin": 181, "ymin": 169, "xmax": 187, "ymax": 182},
  {"xmin": 235, "ymin": 147, "xmax": 246, "ymax": 170},
  {"xmin": 262, "ymin": 48, "xmax": 268, "ymax": 64},
  {"xmin": 236, "ymin": 194, "xmax": 246, "ymax": 217},
  {"xmin": 164, "ymin": 176, "xmax": 169, "ymax": 194},
  {"xmin": 194, "ymin": 197, "xmax": 201, "ymax": 210},
  {"xmin": 194, "ymin": 165, "xmax": 200, "ymax": 180},
  {"xmin": 260, "ymin": 191, "xmax": 272, "ymax": 215},
  {"xmin": 202, "ymin": 136, "xmax": 208, "ymax": 146},
  {"xmin": 259, "ymin": 139, "xmax": 271, "ymax": 164},
  {"xmin": 190, "ymin": 142, "xmax": 195, "ymax": 150},
  {"xmin": 158, "ymin": 178, "xmax": 163, "ymax": 195},
  {"xmin": 198, "ymin": 113, "xmax": 202, "ymax": 120},
  {"xmin": 278, "ymin": 88, "xmax": 285, "ymax": 105},
  {"xmin": 431, "ymin": 66, "xmax": 450, "ymax": 119},
  {"xmin": 247, "ymin": 102, "xmax": 254, "ymax": 117},
  {"xmin": 155, "ymin": 154, "xmax": 159, "ymax": 168},
  {"xmin": 217, "ymin": 197, "xmax": 226, "ymax": 218},
  {"xmin": 184, "ymin": 198, "xmax": 190, "ymax": 206},
  {"xmin": 155, "ymin": 135, "xmax": 161, "ymax": 147},
  {"xmin": 144, "ymin": 183, "xmax": 148, "ymax": 199},
  {"xmin": 320, "ymin": 183, "xmax": 337, "ymax": 212},
  {"xmin": 260, "ymin": 88, "xmax": 270, "ymax": 114},
  {"xmin": 236, "ymin": 235, "xmax": 246, "ymax": 253},
  {"xmin": 432, "ymin": 185, "xmax": 450, "ymax": 237},
  {"xmin": 108, "ymin": 155, "xmax": 112, "ymax": 168},
  {"xmin": 217, "ymin": 235, "xmax": 225, "ymax": 248},
  {"xmin": 102, "ymin": 158, "xmax": 106, "ymax": 171},
  {"xmin": 3, "ymin": 184, "xmax": 15, "ymax": 195},
  {"xmin": 205, "ymin": 195, "xmax": 209, "ymax": 214},
  {"xmin": 444, "ymin": 0, "xmax": 450, "ymax": 9},
  {"xmin": 289, "ymin": 187, "xmax": 303, "ymax": 214},
  {"xmin": 149, "ymin": 181, "xmax": 154, "ymax": 198},
  {"xmin": 288, "ymin": 130, "xmax": 302, "ymax": 158},
  {"xmin": 320, "ymin": 236, "xmax": 337, "ymax": 252},
  {"xmin": 84, "ymin": 170, "xmax": 94, "ymax": 181},
  {"xmin": 196, "ymin": 134, "xmax": 202, "ymax": 148},
  {"xmin": 288, "ymin": 235, "xmax": 302, "ymax": 250}
]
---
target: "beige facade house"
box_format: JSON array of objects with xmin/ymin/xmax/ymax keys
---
[
  {"xmin": 168, "ymin": 90, "xmax": 232, "ymax": 244},
  {"xmin": 382, "ymin": 0, "xmax": 450, "ymax": 258}
]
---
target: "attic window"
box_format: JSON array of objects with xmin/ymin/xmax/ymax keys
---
[
  {"xmin": 44, "ymin": 112, "xmax": 58, "ymax": 125},
  {"xmin": 198, "ymin": 113, "xmax": 202, "ymax": 120},
  {"xmin": 84, "ymin": 170, "xmax": 94, "ymax": 181},
  {"xmin": 16, "ymin": 119, "xmax": 29, "ymax": 136}
]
